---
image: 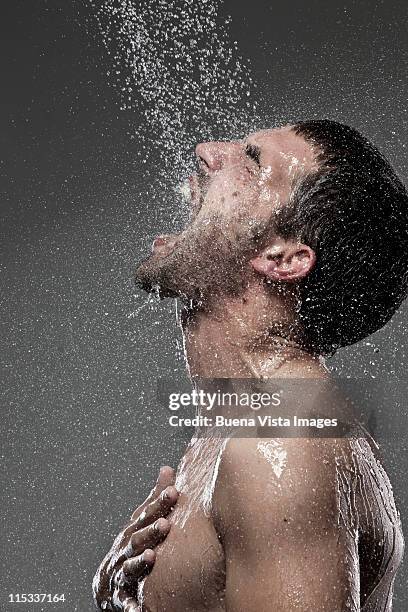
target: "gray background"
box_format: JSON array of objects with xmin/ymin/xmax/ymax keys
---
[{"xmin": 1, "ymin": 0, "xmax": 408, "ymax": 610}]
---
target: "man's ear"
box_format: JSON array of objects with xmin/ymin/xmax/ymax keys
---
[{"xmin": 250, "ymin": 238, "xmax": 316, "ymax": 282}]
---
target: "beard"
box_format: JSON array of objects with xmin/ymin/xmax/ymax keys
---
[{"xmin": 134, "ymin": 212, "xmax": 271, "ymax": 305}]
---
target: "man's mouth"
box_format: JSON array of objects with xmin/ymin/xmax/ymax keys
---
[
  {"xmin": 151, "ymin": 171, "xmax": 208, "ymax": 257},
  {"xmin": 178, "ymin": 172, "xmax": 205, "ymax": 214}
]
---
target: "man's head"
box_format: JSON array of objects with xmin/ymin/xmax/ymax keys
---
[
  {"xmin": 135, "ymin": 125, "xmax": 317, "ymax": 299},
  {"xmin": 135, "ymin": 120, "xmax": 408, "ymax": 354}
]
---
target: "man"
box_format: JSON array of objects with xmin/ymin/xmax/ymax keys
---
[{"xmin": 93, "ymin": 120, "xmax": 406, "ymax": 610}]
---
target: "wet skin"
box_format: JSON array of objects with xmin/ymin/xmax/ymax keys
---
[
  {"xmin": 94, "ymin": 126, "xmax": 404, "ymax": 610},
  {"xmin": 139, "ymin": 436, "xmax": 403, "ymax": 612},
  {"xmin": 94, "ymin": 434, "xmax": 403, "ymax": 611}
]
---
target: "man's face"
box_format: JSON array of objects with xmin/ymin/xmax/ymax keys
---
[{"xmin": 135, "ymin": 125, "xmax": 317, "ymax": 302}]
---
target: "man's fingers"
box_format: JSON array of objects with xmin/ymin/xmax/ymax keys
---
[
  {"xmin": 126, "ymin": 518, "xmax": 170, "ymax": 558},
  {"xmin": 114, "ymin": 518, "xmax": 170, "ymax": 570},
  {"xmin": 109, "ymin": 516, "xmax": 171, "ymax": 578},
  {"xmin": 112, "ymin": 586, "xmax": 140, "ymax": 612},
  {"xmin": 123, "ymin": 599, "xmax": 140, "ymax": 612},
  {"xmin": 130, "ymin": 466, "xmax": 175, "ymax": 521},
  {"xmin": 135, "ymin": 485, "xmax": 178, "ymax": 529},
  {"xmin": 145, "ymin": 466, "xmax": 176, "ymax": 504},
  {"xmin": 156, "ymin": 465, "xmax": 176, "ymax": 490},
  {"xmin": 122, "ymin": 549, "xmax": 156, "ymax": 586}
]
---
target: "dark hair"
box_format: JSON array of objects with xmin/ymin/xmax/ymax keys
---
[{"xmin": 276, "ymin": 119, "xmax": 408, "ymax": 355}]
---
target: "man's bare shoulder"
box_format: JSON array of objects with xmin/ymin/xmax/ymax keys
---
[
  {"xmin": 216, "ymin": 436, "xmax": 352, "ymax": 485},
  {"xmin": 212, "ymin": 437, "xmax": 351, "ymax": 536}
]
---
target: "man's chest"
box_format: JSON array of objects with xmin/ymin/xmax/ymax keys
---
[
  {"xmin": 140, "ymin": 500, "xmax": 225, "ymax": 612},
  {"xmin": 139, "ymin": 436, "xmax": 229, "ymax": 612}
]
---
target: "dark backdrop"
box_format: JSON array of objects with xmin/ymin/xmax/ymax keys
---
[{"xmin": 1, "ymin": 1, "xmax": 408, "ymax": 610}]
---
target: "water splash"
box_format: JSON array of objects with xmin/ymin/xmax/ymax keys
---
[
  {"xmin": 257, "ymin": 439, "xmax": 288, "ymax": 479},
  {"xmin": 88, "ymin": 0, "xmax": 263, "ymax": 357},
  {"xmin": 89, "ymin": 0, "xmax": 260, "ymax": 189}
]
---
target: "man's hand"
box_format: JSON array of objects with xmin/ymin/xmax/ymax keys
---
[{"xmin": 93, "ymin": 466, "xmax": 179, "ymax": 612}]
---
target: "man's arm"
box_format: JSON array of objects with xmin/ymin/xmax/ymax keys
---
[{"xmin": 213, "ymin": 437, "xmax": 356, "ymax": 611}]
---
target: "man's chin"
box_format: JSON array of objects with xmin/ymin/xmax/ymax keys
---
[
  {"xmin": 134, "ymin": 214, "xmax": 259, "ymax": 304},
  {"xmin": 134, "ymin": 254, "xmax": 197, "ymax": 301},
  {"xmin": 135, "ymin": 262, "xmax": 173, "ymax": 298}
]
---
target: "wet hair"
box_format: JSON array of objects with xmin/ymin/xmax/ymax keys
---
[{"xmin": 276, "ymin": 119, "xmax": 408, "ymax": 355}]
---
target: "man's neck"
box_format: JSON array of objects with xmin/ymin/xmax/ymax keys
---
[{"xmin": 181, "ymin": 294, "xmax": 328, "ymax": 380}]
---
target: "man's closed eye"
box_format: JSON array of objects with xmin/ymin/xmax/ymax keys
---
[{"xmin": 245, "ymin": 144, "xmax": 261, "ymax": 167}]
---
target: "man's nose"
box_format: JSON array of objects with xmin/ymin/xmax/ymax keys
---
[{"xmin": 195, "ymin": 141, "xmax": 240, "ymax": 171}]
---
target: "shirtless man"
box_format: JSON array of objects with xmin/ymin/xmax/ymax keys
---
[{"xmin": 93, "ymin": 120, "xmax": 406, "ymax": 611}]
